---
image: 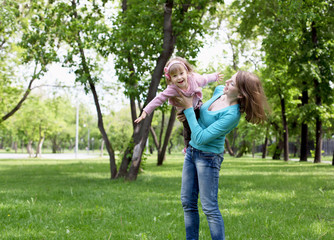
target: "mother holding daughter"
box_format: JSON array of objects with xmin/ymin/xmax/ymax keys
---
[{"xmin": 173, "ymin": 70, "xmax": 268, "ymax": 240}]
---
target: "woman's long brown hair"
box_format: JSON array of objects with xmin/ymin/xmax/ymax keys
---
[{"xmin": 236, "ymin": 71, "xmax": 269, "ymax": 124}]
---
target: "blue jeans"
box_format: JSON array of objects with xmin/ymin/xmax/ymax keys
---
[{"xmin": 181, "ymin": 146, "xmax": 225, "ymax": 240}]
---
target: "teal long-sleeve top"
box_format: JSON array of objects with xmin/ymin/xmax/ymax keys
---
[{"xmin": 184, "ymin": 85, "xmax": 241, "ymax": 154}]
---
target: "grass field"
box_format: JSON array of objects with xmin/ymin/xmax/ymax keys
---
[{"xmin": 0, "ymin": 153, "xmax": 333, "ymax": 239}]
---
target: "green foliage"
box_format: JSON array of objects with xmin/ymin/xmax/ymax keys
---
[
  {"xmin": 0, "ymin": 155, "xmax": 333, "ymax": 239},
  {"xmin": 106, "ymin": 107, "xmax": 133, "ymax": 153},
  {"xmin": 228, "ymin": 0, "xmax": 334, "ymax": 155},
  {"xmin": 111, "ymin": 0, "xmax": 225, "ymax": 103}
]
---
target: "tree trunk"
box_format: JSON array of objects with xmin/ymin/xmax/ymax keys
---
[
  {"xmin": 159, "ymin": 111, "xmax": 165, "ymax": 147},
  {"xmin": 126, "ymin": 114, "xmax": 154, "ymax": 180},
  {"xmin": 100, "ymin": 139, "xmax": 104, "ymax": 157},
  {"xmin": 262, "ymin": 125, "xmax": 269, "ymax": 159},
  {"xmin": 311, "ymin": 21, "xmax": 322, "ymax": 164},
  {"xmin": 314, "ymin": 117, "xmax": 322, "ymax": 163},
  {"xmin": 225, "ymin": 138, "xmax": 234, "ymax": 156},
  {"xmin": 150, "ymin": 126, "xmax": 160, "ymax": 151},
  {"xmin": 71, "ymin": 0, "xmax": 117, "ymax": 178},
  {"xmin": 168, "ymin": 139, "xmax": 173, "ymax": 154},
  {"xmin": 300, "ymin": 87, "xmax": 308, "ymax": 161},
  {"xmin": 116, "ymin": 142, "xmax": 134, "ymax": 178},
  {"xmin": 332, "ymin": 151, "xmax": 334, "ymax": 166},
  {"xmin": 27, "ymin": 140, "xmax": 34, "ymax": 157},
  {"xmin": 236, "ymin": 140, "xmax": 247, "ymax": 158},
  {"xmin": 124, "ymin": 1, "xmax": 176, "ymax": 181},
  {"xmin": 13, "ymin": 141, "xmax": 18, "ymax": 153},
  {"xmin": 1, "ymin": 76, "xmax": 37, "ymax": 122},
  {"xmin": 272, "ymin": 140, "xmax": 282, "ymax": 160},
  {"xmin": 130, "ymin": 97, "xmax": 137, "ymax": 130},
  {"xmin": 262, "ymin": 136, "xmax": 268, "ymax": 159},
  {"xmin": 35, "ymin": 136, "xmax": 44, "ymax": 158},
  {"xmin": 231, "ymin": 129, "xmax": 238, "ymax": 155},
  {"xmin": 279, "ymin": 94, "xmax": 289, "ymax": 161},
  {"xmin": 89, "ymin": 78, "xmax": 117, "ymax": 177},
  {"xmin": 157, "ymin": 107, "xmax": 176, "ymax": 165},
  {"xmin": 35, "ymin": 124, "xmax": 44, "ymax": 158}
]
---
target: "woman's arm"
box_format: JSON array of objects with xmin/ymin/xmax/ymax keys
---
[{"xmin": 184, "ymin": 108, "xmax": 240, "ymax": 145}]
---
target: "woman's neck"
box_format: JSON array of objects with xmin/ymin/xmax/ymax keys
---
[{"xmin": 223, "ymin": 94, "xmax": 238, "ymax": 106}]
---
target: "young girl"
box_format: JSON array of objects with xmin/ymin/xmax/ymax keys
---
[{"xmin": 134, "ymin": 56, "xmax": 223, "ymax": 151}]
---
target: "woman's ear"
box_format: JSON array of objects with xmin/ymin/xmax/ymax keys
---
[{"xmin": 237, "ymin": 94, "xmax": 243, "ymax": 99}]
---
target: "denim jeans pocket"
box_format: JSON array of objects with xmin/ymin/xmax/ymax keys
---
[{"xmin": 199, "ymin": 151, "xmax": 223, "ymax": 170}]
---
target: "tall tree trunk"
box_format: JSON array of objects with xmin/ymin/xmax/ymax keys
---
[
  {"xmin": 125, "ymin": 0, "xmax": 176, "ymax": 181},
  {"xmin": 157, "ymin": 107, "xmax": 176, "ymax": 165},
  {"xmin": 279, "ymin": 94, "xmax": 289, "ymax": 161},
  {"xmin": 115, "ymin": 0, "xmax": 138, "ymax": 178},
  {"xmin": 71, "ymin": 0, "xmax": 117, "ymax": 178},
  {"xmin": 88, "ymin": 76, "xmax": 117, "ymax": 177},
  {"xmin": 311, "ymin": 21, "xmax": 322, "ymax": 163},
  {"xmin": 300, "ymin": 84, "xmax": 309, "ymax": 161}
]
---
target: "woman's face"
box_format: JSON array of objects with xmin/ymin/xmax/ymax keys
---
[{"xmin": 224, "ymin": 73, "xmax": 240, "ymax": 98}]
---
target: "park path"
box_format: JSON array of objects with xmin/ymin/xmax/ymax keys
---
[
  {"xmin": 0, "ymin": 152, "xmax": 106, "ymax": 160},
  {"xmin": 0, "ymin": 153, "xmax": 331, "ymax": 164}
]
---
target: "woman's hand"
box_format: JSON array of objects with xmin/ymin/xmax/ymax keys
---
[
  {"xmin": 171, "ymin": 90, "xmax": 193, "ymax": 110},
  {"xmin": 176, "ymin": 112, "xmax": 187, "ymax": 122}
]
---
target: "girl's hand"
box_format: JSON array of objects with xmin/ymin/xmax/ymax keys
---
[
  {"xmin": 134, "ymin": 111, "xmax": 147, "ymax": 124},
  {"xmin": 171, "ymin": 90, "xmax": 193, "ymax": 110},
  {"xmin": 217, "ymin": 72, "xmax": 224, "ymax": 85}
]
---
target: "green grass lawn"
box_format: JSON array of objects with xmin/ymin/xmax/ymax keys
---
[{"xmin": 0, "ymin": 154, "xmax": 333, "ymax": 240}]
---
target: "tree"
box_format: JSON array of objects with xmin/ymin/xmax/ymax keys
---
[
  {"xmin": 230, "ymin": 0, "xmax": 334, "ymax": 163},
  {"xmin": 1, "ymin": 0, "xmax": 59, "ymax": 123},
  {"xmin": 150, "ymin": 107, "xmax": 177, "ymax": 165},
  {"xmin": 112, "ymin": 0, "xmax": 224, "ymax": 180},
  {"xmin": 45, "ymin": 0, "xmax": 118, "ymax": 177}
]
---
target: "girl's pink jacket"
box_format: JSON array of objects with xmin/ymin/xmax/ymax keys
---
[{"xmin": 143, "ymin": 72, "xmax": 218, "ymax": 115}]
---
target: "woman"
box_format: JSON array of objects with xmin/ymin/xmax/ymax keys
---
[{"xmin": 173, "ymin": 71, "xmax": 268, "ymax": 240}]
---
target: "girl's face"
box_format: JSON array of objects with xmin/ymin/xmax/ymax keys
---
[
  {"xmin": 169, "ymin": 65, "xmax": 188, "ymax": 90},
  {"xmin": 224, "ymin": 73, "xmax": 240, "ymax": 98}
]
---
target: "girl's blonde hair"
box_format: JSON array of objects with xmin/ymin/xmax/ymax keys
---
[
  {"xmin": 236, "ymin": 71, "xmax": 269, "ymax": 124},
  {"xmin": 164, "ymin": 57, "xmax": 194, "ymax": 85}
]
